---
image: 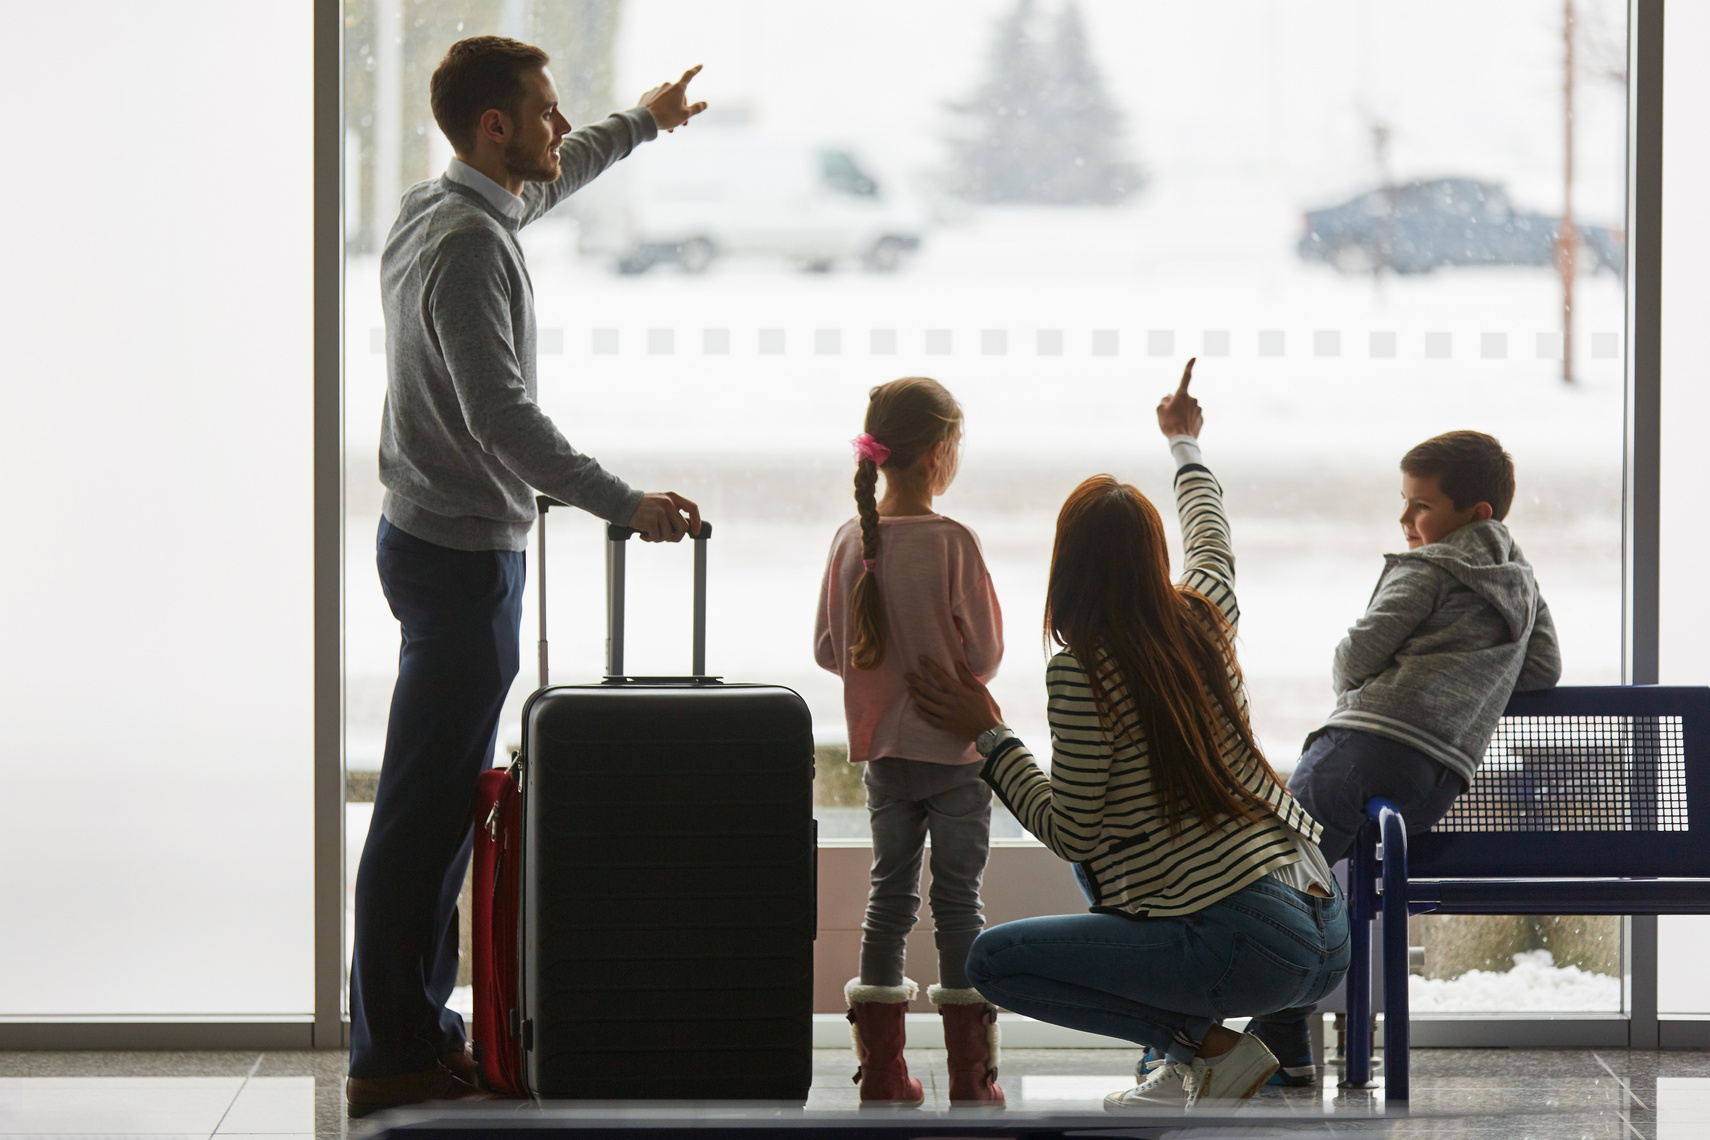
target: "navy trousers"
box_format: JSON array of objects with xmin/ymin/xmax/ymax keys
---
[{"xmin": 349, "ymin": 518, "xmax": 525, "ymax": 1078}]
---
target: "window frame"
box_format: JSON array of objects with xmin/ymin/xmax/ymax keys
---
[
  {"xmin": 302, "ymin": 0, "xmax": 1676, "ymax": 1053},
  {"xmin": 309, "ymin": 0, "xmax": 1691, "ymax": 1054}
]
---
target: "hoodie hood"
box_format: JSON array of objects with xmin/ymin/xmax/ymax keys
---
[{"xmin": 1391, "ymin": 519, "xmax": 1537, "ymax": 642}]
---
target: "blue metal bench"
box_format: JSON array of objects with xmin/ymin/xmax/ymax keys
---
[{"xmin": 1342, "ymin": 685, "xmax": 1710, "ymax": 1101}]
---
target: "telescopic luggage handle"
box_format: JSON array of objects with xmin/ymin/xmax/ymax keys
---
[
  {"xmin": 604, "ymin": 522, "xmax": 712, "ymax": 680},
  {"xmin": 534, "ymin": 495, "xmax": 712, "ymax": 686}
]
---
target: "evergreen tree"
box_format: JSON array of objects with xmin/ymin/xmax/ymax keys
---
[
  {"xmin": 944, "ymin": 0, "xmax": 1142, "ymax": 205},
  {"xmin": 1038, "ymin": 1, "xmax": 1142, "ymax": 203},
  {"xmin": 942, "ymin": 0, "xmax": 1054, "ymax": 203}
]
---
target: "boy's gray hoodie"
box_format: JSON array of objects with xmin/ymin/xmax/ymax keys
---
[{"xmin": 1318, "ymin": 519, "xmax": 1560, "ymax": 787}]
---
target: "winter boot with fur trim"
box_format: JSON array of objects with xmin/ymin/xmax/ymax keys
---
[
  {"xmin": 845, "ymin": 978, "xmax": 924, "ymax": 1106},
  {"xmin": 929, "ymin": 985, "xmax": 1005, "ymax": 1107}
]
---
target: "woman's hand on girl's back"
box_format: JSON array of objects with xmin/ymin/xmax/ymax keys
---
[
  {"xmin": 1156, "ymin": 357, "xmax": 1203, "ymax": 438},
  {"xmin": 906, "ymin": 657, "xmax": 1004, "ymax": 741}
]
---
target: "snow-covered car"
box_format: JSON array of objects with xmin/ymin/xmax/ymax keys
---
[
  {"xmin": 605, "ymin": 133, "xmax": 925, "ymax": 274},
  {"xmin": 1298, "ymin": 178, "xmax": 1623, "ymax": 276}
]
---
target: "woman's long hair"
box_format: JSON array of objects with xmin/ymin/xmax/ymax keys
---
[
  {"xmin": 1045, "ymin": 475, "xmax": 1284, "ymax": 837},
  {"xmin": 849, "ymin": 377, "xmax": 963, "ymax": 670}
]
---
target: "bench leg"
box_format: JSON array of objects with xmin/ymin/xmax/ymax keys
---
[
  {"xmin": 1376, "ymin": 801, "xmax": 1410, "ymax": 1102},
  {"xmin": 1341, "ymin": 811, "xmax": 1380, "ymax": 1089},
  {"xmin": 1343, "ymin": 914, "xmax": 1373, "ymax": 1086}
]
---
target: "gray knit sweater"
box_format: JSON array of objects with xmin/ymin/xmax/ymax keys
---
[
  {"xmin": 378, "ymin": 108, "xmax": 656, "ymax": 552},
  {"xmin": 1317, "ymin": 519, "xmax": 1561, "ymax": 787}
]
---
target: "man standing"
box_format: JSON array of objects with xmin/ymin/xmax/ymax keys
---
[{"xmin": 347, "ymin": 37, "xmax": 706, "ymax": 1115}]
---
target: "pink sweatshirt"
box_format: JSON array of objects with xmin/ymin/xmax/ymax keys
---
[{"xmin": 814, "ymin": 513, "xmax": 1004, "ymax": 765}]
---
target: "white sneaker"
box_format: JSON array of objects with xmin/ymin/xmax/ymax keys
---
[{"xmin": 1104, "ymin": 1034, "xmax": 1279, "ymax": 1112}]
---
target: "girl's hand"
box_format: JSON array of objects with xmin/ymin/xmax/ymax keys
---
[
  {"xmin": 906, "ymin": 657, "xmax": 1003, "ymax": 741},
  {"xmin": 1156, "ymin": 357, "xmax": 1203, "ymax": 438}
]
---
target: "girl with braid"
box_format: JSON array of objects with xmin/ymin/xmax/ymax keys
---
[{"xmin": 814, "ymin": 377, "xmax": 1005, "ymax": 1108}]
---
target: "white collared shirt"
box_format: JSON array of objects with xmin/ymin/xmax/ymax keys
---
[{"xmin": 444, "ymin": 156, "xmax": 527, "ymax": 222}]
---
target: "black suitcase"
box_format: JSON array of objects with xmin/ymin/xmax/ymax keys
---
[{"xmin": 517, "ymin": 497, "xmax": 816, "ymax": 1102}]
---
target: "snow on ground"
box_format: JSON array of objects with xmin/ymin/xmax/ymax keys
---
[
  {"xmin": 448, "ymin": 954, "xmax": 1620, "ymax": 1019},
  {"xmin": 1410, "ymin": 950, "xmax": 1622, "ymax": 1013}
]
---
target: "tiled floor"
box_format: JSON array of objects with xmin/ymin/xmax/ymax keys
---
[{"xmin": 0, "ymin": 1047, "xmax": 1707, "ymax": 1138}]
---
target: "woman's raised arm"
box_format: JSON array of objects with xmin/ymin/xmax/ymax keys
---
[{"xmin": 1158, "ymin": 359, "xmax": 1237, "ymax": 628}]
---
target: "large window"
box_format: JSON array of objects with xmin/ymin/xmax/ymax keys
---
[{"xmin": 343, "ymin": 0, "xmax": 1629, "ymax": 1016}]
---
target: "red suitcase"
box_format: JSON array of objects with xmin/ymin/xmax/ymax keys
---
[{"xmin": 471, "ymin": 762, "xmax": 525, "ymax": 1095}]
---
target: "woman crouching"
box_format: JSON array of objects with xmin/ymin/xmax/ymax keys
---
[{"xmin": 907, "ymin": 360, "xmax": 1348, "ymax": 1112}]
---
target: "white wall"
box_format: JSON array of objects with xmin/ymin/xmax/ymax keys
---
[
  {"xmin": 1657, "ymin": 10, "xmax": 1710, "ymax": 684},
  {"xmin": 0, "ymin": 3, "xmax": 314, "ymax": 1016},
  {"xmin": 1654, "ymin": 1, "xmax": 1710, "ymax": 1016}
]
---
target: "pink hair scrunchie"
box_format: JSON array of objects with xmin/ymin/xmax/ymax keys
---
[
  {"xmin": 851, "ymin": 433, "xmax": 891, "ymax": 466},
  {"xmin": 862, "ymin": 558, "xmax": 877, "ymax": 572}
]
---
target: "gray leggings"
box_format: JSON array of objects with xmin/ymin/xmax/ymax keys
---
[{"xmin": 860, "ymin": 758, "xmax": 993, "ymax": 990}]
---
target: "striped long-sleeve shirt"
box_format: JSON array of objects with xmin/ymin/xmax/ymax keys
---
[{"xmin": 982, "ymin": 456, "xmax": 1323, "ymax": 918}]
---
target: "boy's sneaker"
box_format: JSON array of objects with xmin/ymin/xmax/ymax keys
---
[
  {"xmin": 1104, "ymin": 1034, "xmax": 1279, "ymax": 1112},
  {"xmin": 1248, "ymin": 1014, "xmax": 1318, "ymax": 1087}
]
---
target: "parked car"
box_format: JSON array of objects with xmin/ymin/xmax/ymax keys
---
[
  {"xmin": 601, "ymin": 132, "xmax": 926, "ymax": 274},
  {"xmin": 1298, "ymin": 178, "xmax": 1622, "ymax": 276}
]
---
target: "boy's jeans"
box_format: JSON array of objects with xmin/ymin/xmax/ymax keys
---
[
  {"xmin": 861, "ymin": 758, "xmax": 993, "ymax": 990},
  {"xmin": 967, "ymin": 878, "xmax": 1350, "ymax": 1064},
  {"xmin": 1252, "ymin": 726, "xmax": 1465, "ymax": 1051},
  {"xmin": 1288, "ymin": 726, "xmax": 1464, "ymax": 864}
]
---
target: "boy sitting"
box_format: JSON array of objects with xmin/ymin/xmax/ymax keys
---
[{"xmin": 1254, "ymin": 430, "xmax": 1561, "ymax": 1084}]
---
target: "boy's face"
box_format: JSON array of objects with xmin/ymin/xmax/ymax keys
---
[{"xmin": 1399, "ymin": 471, "xmax": 1492, "ymax": 549}]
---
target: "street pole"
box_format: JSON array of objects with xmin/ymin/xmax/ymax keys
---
[
  {"xmin": 1373, "ymin": 122, "xmax": 1393, "ymax": 292},
  {"xmin": 1559, "ymin": 0, "xmax": 1578, "ymax": 384}
]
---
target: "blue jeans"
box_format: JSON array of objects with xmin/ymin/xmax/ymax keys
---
[
  {"xmin": 967, "ymin": 877, "xmax": 1350, "ymax": 1064},
  {"xmin": 349, "ymin": 518, "xmax": 525, "ymax": 1078}
]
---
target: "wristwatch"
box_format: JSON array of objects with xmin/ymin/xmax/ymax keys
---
[{"xmin": 975, "ymin": 723, "xmax": 1015, "ymax": 758}]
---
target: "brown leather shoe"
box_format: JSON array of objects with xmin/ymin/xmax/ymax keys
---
[
  {"xmin": 440, "ymin": 1043, "xmax": 480, "ymax": 1087},
  {"xmin": 346, "ymin": 1062, "xmax": 488, "ymax": 1118}
]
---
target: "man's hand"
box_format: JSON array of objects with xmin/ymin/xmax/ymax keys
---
[
  {"xmin": 628, "ymin": 492, "xmax": 701, "ymax": 542},
  {"xmin": 1156, "ymin": 357, "xmax": 1203, "ymax": 438},
  {"xmin": 906, "ymin": 657, "xmax": 1004, "ymax": 742},
  {"xmin": 640, "ymin": 65, "xmax": 708, "ymax": 133}
]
